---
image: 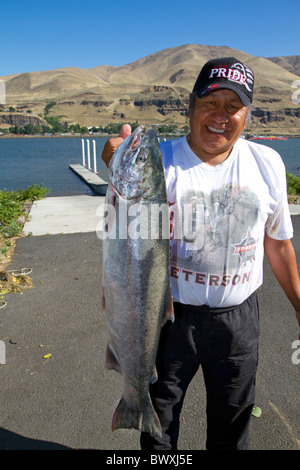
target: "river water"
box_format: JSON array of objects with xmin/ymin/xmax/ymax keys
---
[{"xmin": 0, "ymin": 136, "xmax": 299, "ymax": 197}]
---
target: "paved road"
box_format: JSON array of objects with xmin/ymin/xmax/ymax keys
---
[{"xmin": 0, "ymin": 211, "xmax": 299, "ymax": 451}]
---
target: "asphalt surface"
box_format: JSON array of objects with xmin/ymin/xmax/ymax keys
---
[{"xmin": 0, "ymin": 199, "xmax": 300, "ymax": 452}]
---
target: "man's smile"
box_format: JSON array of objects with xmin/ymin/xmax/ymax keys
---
[{"xmin": 206, "ymin": 125, "xmax": 226, "ymax": 134}]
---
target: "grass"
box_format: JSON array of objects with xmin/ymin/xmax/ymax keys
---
[
  {"xmin": 287, "ymin": 173, "xmax": 300, "ymax": 201},
  {"xmin": 0, "ymin": 184, "xmax": 50, "ymax": 265}
]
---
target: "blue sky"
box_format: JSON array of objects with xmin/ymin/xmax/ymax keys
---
[{"xmin": 1, "ymin": 0, "xmax": 299, "ymax": 76}]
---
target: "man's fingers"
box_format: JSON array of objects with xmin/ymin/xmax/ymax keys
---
[
  {"xmin": 120, "ymin": 124, "xmax": 132, "ymax": 139},
  {"xmin": 101, "ymin": 124, "xmax": 132, "ymax": 167},
  {"xmin": 102, "ymin": 137, "xmax": 123, "ymax": 167}
]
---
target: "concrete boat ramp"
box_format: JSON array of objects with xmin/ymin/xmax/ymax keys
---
[
  {"xmin": 24, "ymin": 164, "xmax": 107, "ymax": 236},
  {"xmin": 23, "ymin": 195, "xmax": 106, "ymax": 236}
]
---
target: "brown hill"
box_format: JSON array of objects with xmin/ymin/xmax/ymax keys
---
[
  {"xmin": 268, "ymin": 55, "xmax": 300, "ymax": 76},
  {"xmin": 1, "ymin": 44, "xmax": 299, "ymax": 135}
]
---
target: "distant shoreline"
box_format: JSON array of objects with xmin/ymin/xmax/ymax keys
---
[
  {"xmin": 0, "ymin": 133, "xmax": 113, "ymax": 139},
  {"xmin": 1, "ymin": 133, "xmax": 300, "ymax": 139}
]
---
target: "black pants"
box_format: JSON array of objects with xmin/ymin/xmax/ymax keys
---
[{"xmin": 140, "ymin": 292, "xmax": 260, "ymax": 450}]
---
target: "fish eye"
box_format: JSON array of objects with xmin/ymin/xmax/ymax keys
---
[{"xmin": 135, "ymin": 150, "xmax": 147, "ymax": 166}]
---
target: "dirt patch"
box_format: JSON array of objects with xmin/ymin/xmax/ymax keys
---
[
  {"xmin": 288, "ymin": 195, "xmax": 300, "ymax": 204},
  {"xmin": 0, "ymin": 216, "xmax": 33, "ymax": 306},
  {"xmin": 0, "ymin": 233, "xmax": 25, "ymax": 272},
  {"xmin": 0, "ymin": 268, "xmax": 33, "ymax": 296}
]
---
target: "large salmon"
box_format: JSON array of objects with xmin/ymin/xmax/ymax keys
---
[{"xmin": 102, "ymin": 125, "xmax": 173, "ymax": 437}]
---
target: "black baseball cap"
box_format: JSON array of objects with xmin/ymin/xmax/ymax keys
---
[{"xmin": 192, "ymin": 57, "xmax": 254, "ymax": 106}]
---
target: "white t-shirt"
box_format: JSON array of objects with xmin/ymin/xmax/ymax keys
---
[{"xmin": 160, "ymin": 136, "xmax": 294, "ymax": 308}]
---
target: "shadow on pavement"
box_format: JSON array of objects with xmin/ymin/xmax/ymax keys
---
[{"xmin": 0, "ymin": 427, "xmax": 71, "ymax": 450}]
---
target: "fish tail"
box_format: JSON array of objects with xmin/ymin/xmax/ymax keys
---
[{"xmin": 112, "ymin": 395, "xmax": 162, "ymax": 437}]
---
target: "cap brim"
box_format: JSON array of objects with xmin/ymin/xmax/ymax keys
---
[{"xmin": 196, "ymin": 84, "xmax": 251, "ymax": 107}]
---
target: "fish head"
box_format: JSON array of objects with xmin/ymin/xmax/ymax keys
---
[{"xmin": 109, "ymin": 125, "xmax": 164, "ymax": 200}]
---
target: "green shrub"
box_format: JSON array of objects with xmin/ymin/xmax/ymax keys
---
[
  {"xmin": 286, "ymin": 173, "xmax": 300, "ymax": 196},
  {"xmin": 0, "ymin": 185, "xmax": 50, "ymax": 256},
  {"xmin": 0, "ymin": 190, "xmax": 23, "ymax": 226},
  {"xmin": 17, "ymin": 184, "xmax": 50, "ymax": 201}
]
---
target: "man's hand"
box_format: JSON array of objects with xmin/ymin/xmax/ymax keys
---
[{"xmin": 101, "ymin": 124, "xmax": 132, "ymax": 167}]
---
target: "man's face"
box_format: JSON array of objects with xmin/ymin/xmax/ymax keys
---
[{"xmin": 188, "ymin": 89, "xmax": 249, "ymax": 164}]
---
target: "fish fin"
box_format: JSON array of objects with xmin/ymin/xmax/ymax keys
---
[
  {"xmin": 112, "ymin": 395, "xmax": 162, "ymax": 437},
  {"xmin": 161, "ymin": 287, "xmax": 174, "ymax": 326},
  {"xmin": 150, "ymin": 367, "xmax": 158, "ymax": 384},
  {"xmin": 105, "ymin": 344, "xmax": 122, "ymax": 374}
]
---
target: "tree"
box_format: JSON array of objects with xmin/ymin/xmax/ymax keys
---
[
  {"xmin": 44, "ymin": 102, "xmax": 57, "ymax": 115},
  {"xmin": 41, "ymin": 125, "xmax": 52, "ymax": 134}
]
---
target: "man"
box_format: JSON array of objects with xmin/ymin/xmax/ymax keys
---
[{"xmin": 102, "ymin": 57, "xmax": 300, "ymax": 450}]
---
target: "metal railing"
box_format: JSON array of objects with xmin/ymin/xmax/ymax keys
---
[{"xmin": 81, "ymin": 138, "xmax": 98, "ymax": 174}]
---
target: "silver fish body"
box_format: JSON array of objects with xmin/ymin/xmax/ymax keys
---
[{"xmin": 102, "ymin": 126, "xmax": 173, "ymax": 437}]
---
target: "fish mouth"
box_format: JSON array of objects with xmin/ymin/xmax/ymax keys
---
[
  {"xmin": 122, "ymin": 125, "xmax": 156, "ymax": 155},
  {"xmin": 110, "ymin": 125, "xmax": 153, "ymax": 200},
  {"xmin": 122, "ymin": 125, "xmax": 145, "ymax": 157}
]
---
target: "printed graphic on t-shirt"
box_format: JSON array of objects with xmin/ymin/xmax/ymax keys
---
[{"xmin": 169, "ymin": 182, "xmax": 260, "ymax": 274}]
